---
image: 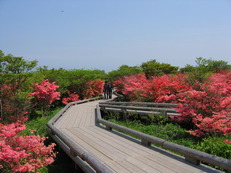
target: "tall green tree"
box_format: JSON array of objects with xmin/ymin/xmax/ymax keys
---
[
  {"xmin": 107, "ymin": 65, "xmax": 141, "ymax": 81},
  {"xmin": 141, "ymin": 59, "xmax": 179, "ymax": 78},
  {"xmin": 197, "ymin": 57, "xmax": 231, "ymax": 72},
  {"xmin": 0, "ymin": 50, "xmax": 38, "ymax": 122},
  {"xmin": 0, "ymin": 50, "xmax": 38, "ymax": 86},
  {"xmin": 180, "ymin": 57, "xmax": 231, "ymax": 83},
  {"xmin": 0, "ymin": 51, "xmax": 37, "ymax": 74}
]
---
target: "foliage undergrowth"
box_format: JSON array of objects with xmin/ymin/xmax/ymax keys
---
[{"xmin": 23, "ymin": 108, "xmax": 62, "ymax": 137}]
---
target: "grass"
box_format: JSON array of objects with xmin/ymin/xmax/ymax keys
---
[{"xmin": 23, "ymin": 107, "xmax": 62, "ymax": 136}]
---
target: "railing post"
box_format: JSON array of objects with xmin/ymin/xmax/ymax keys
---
[
  {"xmin": 185, "ymin": 156, "xmax": 201, "ymax": 165},
  {"xmin": 164, "ymin": 110, "xmax": 167, "ymax": 116},
  {"xmin": 141, "ymin": 139, "xmax": 151, "ymax": 146},
  {"xmin": 106, "ymin": 125, "xmax": 112, "ymax": 131},
  {"xmin": 122, "ymin": 108, "xmax": 127, "ymax": 122},
  {"xmin": 47, "ymin": 128, "xmax": 55, "ymax": 135},
  {"xmin": 70, "ymin": 149, "xmax": 77, "ymax": 157}
]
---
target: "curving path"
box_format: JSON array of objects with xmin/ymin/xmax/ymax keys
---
[{"xmin": 49, "ymin": 98, "xmax": 222, "ymax": 173}]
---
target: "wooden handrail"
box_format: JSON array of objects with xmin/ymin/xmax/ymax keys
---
[
  {"xmin": 99, "ymin": 102, "xmax": 179, "ymax": 117},
  {"xmin": 96, "ymin": 105, "xmax": 231, "ymax": 171},
  {"xmin": 99, "ymin": 101, "xmax": 178, "ymax": 107},
  {"xmin": 99, "ymin": 104, "xmax": 177, "ymax": 112}
]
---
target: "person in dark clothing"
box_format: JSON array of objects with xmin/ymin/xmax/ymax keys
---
[
  {"xmin": 103, "ymin": 81, "xmax": 108, "ymax": 99},
  {"xmin": 107, "ymin": 82, "xmax": 113, "ymax": 99}
]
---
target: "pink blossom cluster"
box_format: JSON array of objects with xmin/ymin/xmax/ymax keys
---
[
  {"xmin": 174, "ymin": 71, "xmax": 231, "ymax": 139},
  {"xmin": 114, "ymin": 74, "xmax": 149, "ymax": 101},
  {"xmin": 0, "ymin": 121, "xmax": 56, "ymax": 172},
  {"xmin": 62, "ymin": 90, "xmax": 80, "ymax": 105},
  {"xmin": 62, "ymin": 80, "xmax": 103, "ymax": 104},
  {"xmin": 114, "ymin": 71, "xmax": 231, "ymax": 143},
  {"xmin": 29, "ymin": 79, "xmax": 60, "ymax": 104},
  {"xmin": 114, "ymin": 73, "xmax": 190, "ymax": 102},
  {"xmin": 82, "ymin": 80, "xmax": 104, "ymax": 99}
]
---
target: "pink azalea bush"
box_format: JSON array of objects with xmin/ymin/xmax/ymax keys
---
[
  {"xmin": 146, "ymin": 74, "xmax": 191, "ymax": 102},
  {"xmin": 114, "ymin": 73, "xmax": 190, "ymax": 102},
  {"xmin": 82, "ymin": 80, "xmax": 104, "ymax": 99},
  {"xmin": 0, "ymin": 121, "xmax": 56, "ymax": 172},
  {"xmin": 113, "ymin": 71, "xmax": 231, "ymax": 143},
  {"xmin": 62, "ymin": 90, "xmax": 80, "ymax": 105},
  {"xmin": 114, "ymin": 74, "xmax": 149, "ymax": 101},
  {"xmin": 29, "ymin": 79, "xmax": 60, "ymax": 104},
  {"xmin": 174, "ymin": 71, "xmax": 231, "ymax": 143},
  {"xmin": 29, "ymin": 79, "xmax": 61, "ymax": 116}
]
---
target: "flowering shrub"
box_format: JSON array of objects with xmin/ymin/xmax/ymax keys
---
[
  {"xmin": 82, "ymin": 80, "xmax": 104, "ymax": 99},
  {"xmin": 0, "ymin": 121, "xmax": 56, "ymax": 172},
  {"xmin": 147, "ymin": 74, "xmax": 191, "ymax": 102},
  {"xmin": 0, "ymin": 83, "xmax": 30, "ymax": 123},
  {"xmin": 29, "ymin": 79, "xmax": 60, "ymax": 116},
  {"xmin": 29, "ymin": 79, "xmax": 60, "ymax": 104},
  {"xmin": 62, "ymin": 90, "xmax": 80, "ymax": 105},
  {"xmin": 114, "ymin": 74, "xmax": 149, "ymax": 101},
  {"xmin": 114, "ymin": 73, "xmax": 190, "ymax": 102},
  {"xmin": 171, "ymin": 71, "xmax": 231, "ymax": 137},
  {"xmin": 113, "ymin": 71, "xmax": 231, "ymax": 142}
]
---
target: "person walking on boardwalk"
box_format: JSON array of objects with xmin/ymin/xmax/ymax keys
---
[
  {"xmin": 107, "ymin": 82, "xmax": 113, "ymax": 99},
  {"xmin": 103, "ymin": 81, "xmax": 108, "ymax": 99}
]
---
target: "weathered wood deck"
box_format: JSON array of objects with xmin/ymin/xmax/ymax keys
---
[{"xmin": 49, "ymin": 98, "xmax": 224, "ymax": 172}]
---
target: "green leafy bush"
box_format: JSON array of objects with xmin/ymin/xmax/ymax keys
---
[{"xmin": 195, "ymin": 136, "xmax": 231, "ymax": 160}]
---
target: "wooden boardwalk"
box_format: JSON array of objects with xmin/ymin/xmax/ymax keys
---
[{"xmin": 49, "ymin": 98, "xmax": 223, "ymax": 173}]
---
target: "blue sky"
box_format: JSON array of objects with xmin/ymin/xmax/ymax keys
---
[{"xmin": 0, "ymin": 0, "xmax": 231, "ymax": 72}]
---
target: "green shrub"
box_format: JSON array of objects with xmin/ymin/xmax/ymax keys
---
[
  {"xmin": 195, "ymin": 136, "xmax": 231, "ymax": 160},
  {"xmin": 23, "ymin": 107, "xmax": 62, "ymax": 136}
]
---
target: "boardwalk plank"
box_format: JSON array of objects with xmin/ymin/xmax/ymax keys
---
[
  {"xmin": 65, "ymin": 106, "xmax": 81, "ymax": 128},
  {"xmin": 126, "ymin": 157, "xmax": 162, "ymax": 173},
  {"xmin": 84, "ymin": 128, "xmax": 158, "ymax": 160},
  {"xmin": 106, "ymin": 161, "xmax": 131, "ymax": 173},
  {"xmin": 116, "ymin": 160, "xmax": 151, "ymax": 173},
  {"xmin": 53, "ymin": 107, "xmax": 71, "ymax": 128},
  {"xmin": 82, "ymin": 127, "xmax": 146, "ymax": 157},
  {"xmin": 81, "ymin": 107, "xmax": 92, "ymax": 127},
  {"xmin": 77, "ymin": 108, "xmax": 87, "ymax": 127},
  {"xmin": 135, "ymin": 155, "xmax": 176, "ymax": 173},
  {"xmin": 69, "ymin": 128, "xmax": 129, "ymax": 161},
  {"xmin": 61, "ymin": 128, "xmax": 112, "ymax": 162},
  {"xmin": 89, "ymin": 126, "xmax": 157, "ymax": 154},
  {"xmin": 55, "ymin": 106, "xmax": 77, "ymax": 128},
  {"xmin": 69, "ymin": 127, "xmax": 175, "ymax": 172}
]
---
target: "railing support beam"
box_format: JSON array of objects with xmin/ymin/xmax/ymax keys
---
[
  {"xmin": 185, "ymin": 156, "xmax": 201, "ymax": 165},
  {"xmin": 141, "ymin": 139, "xmax": 151, "ymax": 146}
]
